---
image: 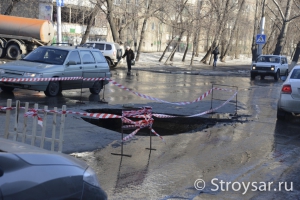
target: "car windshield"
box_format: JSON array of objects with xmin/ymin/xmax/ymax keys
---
[
  {"xmin": 256, "ymin": 56, "xmax": 280, "ymax": 63},
  {"xmin": 23, "ymin": 48, "xmax": 68, "ymax": 65},
  {"xmin": 290, "ymin": 69, "xmax": 300, "ymax": 79}
]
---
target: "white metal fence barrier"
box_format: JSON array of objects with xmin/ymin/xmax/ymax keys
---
[{"xmin": 4, "ymin": 99, "xmax": 66, "ymax": 152}]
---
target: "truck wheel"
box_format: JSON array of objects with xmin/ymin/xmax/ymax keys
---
[
  {"xmin": 274, "ymin": 70, "xmax": 280, "ymax": 81},
  {"xmin": 0, "ymin": 46, "xmax": 6, "ymax": 58},
  {"xmin": 1, "ymin": 86, "xmax": 14, "ymax": 92},
  {"xmin": 89, "ymin": 81, "xmax": 103, "ymax": 94},
  {"xmin": 7, "ymin": 44, "xmax": 21, "ymax": 60},
  {"xmin": 44, "ymin": 81, "xmax": 61, "ymax": 97}
]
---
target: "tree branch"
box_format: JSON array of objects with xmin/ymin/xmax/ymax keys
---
[{"xmin": 272, "ymin": 0, "xmax": 285, "ymax": 21}]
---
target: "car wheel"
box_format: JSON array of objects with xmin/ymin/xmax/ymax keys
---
[
  {"xmin": 44, "ymin": 81, "xmax": 61, "ymax": 97},
  {"xmin": 89, "ymin": 81, "xmax": 103, "ymax": 94},
  {"xmin": 277, "ymin": 108, "xmax": 286, "ymax": 120},
  {"xmin": 1, "ymin": 86, "xmax": 14, "ymax": 92},
  {"xmin": 106, "ymin": 58, "xmax": 113, "ymax": 67},
  {"xmin": 250, "ymin": 73, "xmax": 256, "ymax": 80},
  {"xmin": 274, "ymin": 70, "xmax": 280, "ymax": 81},
  {"xmin": 260, "ymin": 75, "xmax": 265, "ymax": 80},
  {"xmin": 0, "ymin": 46, "xmax": 6, "ymax": 58},
  {"xmin": 7, "ymin": 44, "xmax": 21, "ymax": 60}
]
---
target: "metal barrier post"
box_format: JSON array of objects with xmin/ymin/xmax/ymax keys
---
[
  {"xmin": 111, "ymin": 110, "xmax": 132, "ymax": 157},
  {"xmin": 145, "ymin": 128, "xmax": 156, "ymax": 151},
  {"xmin": 76, "ymin": 72, "xmax": 85, "ymax": 104}
]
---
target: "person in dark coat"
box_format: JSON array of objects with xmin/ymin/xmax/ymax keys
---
[
  {"xmin": 212, "ymin": 47, "xmax": 220, "ymax": 67},
  {"xmin": 122, "ymin": 46, "xmax": 135, "ymax": 73}
]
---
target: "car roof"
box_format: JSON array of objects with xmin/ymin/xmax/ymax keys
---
[
  {"xmin": 40, "ymin": 46, "xmax": 99, "ymax": 51},
  {"xmin": 258, "ymin": 55, "xmax": 286, "ymax": 57}
]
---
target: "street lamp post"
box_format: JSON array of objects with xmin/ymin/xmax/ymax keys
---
[{"xmin": 56, "ymin": 0, "xmax": 64, "ymax": 43}]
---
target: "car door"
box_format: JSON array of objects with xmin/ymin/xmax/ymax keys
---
[
  {"xmin": 91, "ymin": 50, "xmax": 110, "ymax": 78},
  {"xmin": 80, "ymin": 50, "xmax": 97, "ymax": 88},
  {"xmin": 62, "ymin": 50, "xmax": 83, "ymax": 90}
]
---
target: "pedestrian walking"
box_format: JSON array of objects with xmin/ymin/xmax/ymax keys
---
[
  {"xmin": 212, "ymin": 47, "xmax": 220, "ymax": 67},
  {"xmin": 122, "ymin": 46, "xmax": 135, "ymax": 74}
]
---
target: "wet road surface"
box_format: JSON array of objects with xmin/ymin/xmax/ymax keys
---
[{"xmin": 1, "ymin": 68, "xmax": 300, "ymax": 199}]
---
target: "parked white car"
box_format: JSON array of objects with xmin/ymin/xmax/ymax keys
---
[
  {"xmin": 83, "ymin": 41, "xmax": 123, "ymax": 68},
  {"xmin": 251, "ymin": 55, "xmax": 289, "ymax": 80},
  {"xmin": 277, "ymin": 65, "xmax": 300, "ymax": 119}
]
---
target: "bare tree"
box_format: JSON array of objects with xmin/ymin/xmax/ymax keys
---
[
  {"xmin": 80, "ymin": 2, "xmax": 100, "ymax": 45},
  {"xmin": 272, "ymin": 0, "xmax": 300, "ymax": 55},
  {"xmin": 200, "ymin": 0, "xmax": 236, "ymax": 64},
  {"xmin": 220, "ymin": 0, "xmax": 245, "ymax": 62}
]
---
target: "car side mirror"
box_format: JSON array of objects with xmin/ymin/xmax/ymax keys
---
[{"xmin": 67, "ymin": 60, "xmax": 76, "ymax": 66}]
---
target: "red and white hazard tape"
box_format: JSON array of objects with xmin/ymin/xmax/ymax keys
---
[
  {"xmin": 24, "ymin": 109, "xmax": 43, "ymax": 127},
  {"xmin": 0, "ymin": 77, "xmax": 83, "ymax": 82}
]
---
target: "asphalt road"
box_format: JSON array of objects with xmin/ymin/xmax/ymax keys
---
[{"xmin": 0, "ymin": 65, "xmax": 299, "ymax": 199}]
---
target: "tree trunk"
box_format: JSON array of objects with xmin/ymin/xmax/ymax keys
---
[
  {"xmin": 165, "ymin": 31, "xmax": 185, "ymax": 64},
  {"xmin": 106, "ymin": 0, "xmax": 119, "ymax": 42},
  {"xmin": 251, "ymin": 0, "xmax": 260, "ymax": 62},
  {"xmin": 220, "ymin": 0, "xmax": 245, "ymax": 62},
  {"xmin": 80, "ymin": 5, "xmax": 100, "ymax": 45},
  {"xmin": 201, "ymin": 0, "xmax": 230, "ymax": 64},
  {"xmin": 289, "ymin": 41, "xmax": 300, "ymax": 71},
  {"xmin": 234, "ymin": 27, "xmax": 240, "ymax": 59},
  {"xmin": 4, "ymin": 0, "xmax": 20, "ymax": 15},
  {"xmin": 135, "ymin": 0, "xmax": 152, "ymax": 61},
  {"xmin": 135, "ymin": 17, "xmax": 149, "ymax": 61},
  {"xmin": 273, "ymin": 0, "xmax": 292, "ymax": 55},
  {"xmin": 182, "ymin": 33, "xmax": 190, "ymax": 62},
  {"xmin": 158, "ymin": 35, "xmax": 176, "ymax": 62}
]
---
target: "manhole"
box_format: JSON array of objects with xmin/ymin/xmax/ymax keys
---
[{"xmin": 82, "ymin": 108, "xmax": 236, "ymax": 136}]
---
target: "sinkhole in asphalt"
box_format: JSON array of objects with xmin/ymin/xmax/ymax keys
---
[{"xmin": 82, "ymin": 108, "xmax": 237, "ymax": 136}]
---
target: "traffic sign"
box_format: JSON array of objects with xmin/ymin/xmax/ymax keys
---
[
  {"xmin": 256, "ymin": 34, "xmax": 266, "ymax": 44},
  {"xmin": 56, "ymin": 0, "xmax": 64, "ymax": 7}
]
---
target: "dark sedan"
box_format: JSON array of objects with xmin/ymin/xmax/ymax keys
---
[{"xmin": 0, "ymin": 138, "xmax": 107, "ymax": 200}]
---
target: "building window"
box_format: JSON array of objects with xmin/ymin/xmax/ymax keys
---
[
  {"xmin": 126, "ymin": 0, "xmax": 131, "ymax": 3},
  {"xmin": 53, "ymin": 6, "xmax": 95, "ymax": 25},
  {"xmin": 152, "ymin": 22, "xmax": 155, "ymax": 30},
  {"xmin": 114, "ymin": 0, "xmax": 121, "ymax": 4}
]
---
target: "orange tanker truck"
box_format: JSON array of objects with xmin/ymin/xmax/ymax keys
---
[{"xmin": 0, "ymin": 14, "xmax": 54, "ymax": 60}]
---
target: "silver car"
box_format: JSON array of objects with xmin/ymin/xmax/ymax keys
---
[
  {"xmin": 277, "ymin": 65, "xmax": 300, "ymax": 119},
  {"xmin": 0, "ymin": 138, "xmax": 107, "ymax": 199},
  {"xmin": 0, "ymin": 46, "xmax": 111, "ymax": 97}
]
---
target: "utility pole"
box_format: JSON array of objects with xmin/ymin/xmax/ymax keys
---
[
  {"xmin": 257, "ymin": 0, "xmax": 267, "ymax": 55},
  {"xmin": 56, "ymin": 0, "xmax": 64, "ymax": 43}
]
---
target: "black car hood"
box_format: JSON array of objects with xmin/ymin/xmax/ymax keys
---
[{"xmin": 0, "ymin": 138, "xmax": 87, "ymax": 168}]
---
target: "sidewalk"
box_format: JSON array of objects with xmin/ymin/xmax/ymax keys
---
[{"xmin": 117, "ymin": 51, "xmax": 252, "ymax": 76}]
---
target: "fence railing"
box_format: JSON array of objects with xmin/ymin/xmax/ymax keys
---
[{"xmin": 4, "ymin": 99, "xmax": 66, "ymax": 152}]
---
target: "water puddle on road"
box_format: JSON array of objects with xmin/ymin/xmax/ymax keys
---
[{"xmin": 82, "ymin": 108, "xmax": 242, "ymax": 136}]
